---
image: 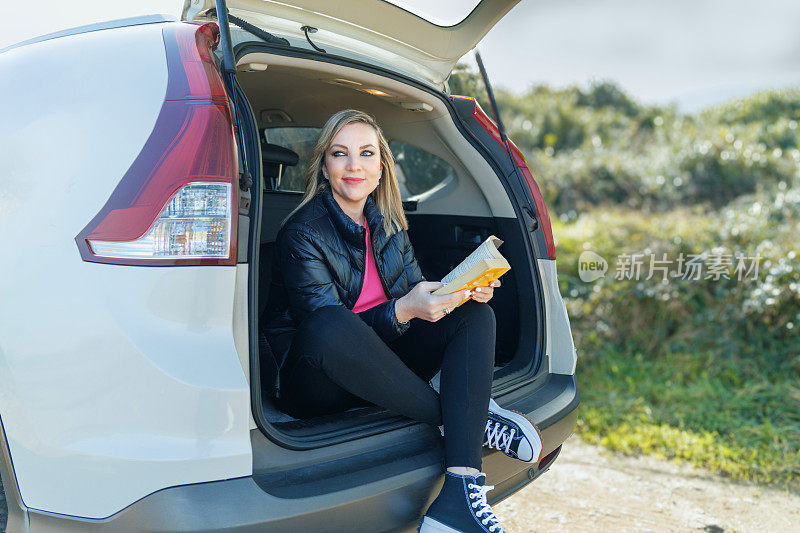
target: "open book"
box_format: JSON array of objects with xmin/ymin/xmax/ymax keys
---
[{"xmin": 432, "ymin": 235, "xmax": 510, "ymax": 308}]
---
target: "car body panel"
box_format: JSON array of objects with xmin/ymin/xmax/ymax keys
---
[
  {"xmin": 0, "ymin": 22, "xmax": 251, "ymax": 518},
  {"xmin": 15, "ymin": 375, "xmax": 578, "ymax": 531},
  {"xmin": 182, "ymin": 0, "xmax": 520, "ymax": 86},
  {"xmin": 0, "ymin": 14, "xmax": 177, "ymax": 55},
  {"xmin": 537, "ymin": 259, "xmax": 578, "ymax": 375}
]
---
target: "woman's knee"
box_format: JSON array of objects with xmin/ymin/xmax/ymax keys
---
[{"xmin": 455, "ymin": 300, "xmax": 496, "ymax": 330}]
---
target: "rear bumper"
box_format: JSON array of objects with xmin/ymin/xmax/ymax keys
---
[{"xmin": 4, "ymin": 374, "xmax": 579, "ymax": 532}]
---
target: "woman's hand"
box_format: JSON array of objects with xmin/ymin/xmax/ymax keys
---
[
  {"xmin": 395, "ymin": 282, "xmax": 472, "ymax": 323},
  {"xmin": 469, "ymin": 279, "xmax": 500, "ymax": 303}
]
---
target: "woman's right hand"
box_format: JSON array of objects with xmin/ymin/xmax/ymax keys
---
[{"xmin": 395, "ymin": 282, "xmax": 472, "ymax": 323}]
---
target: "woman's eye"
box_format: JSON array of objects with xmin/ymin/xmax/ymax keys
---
[
  {"xmin": 332, "ymin": 150, "xmax": 345, "ymax": 156},
  {"xmin": 361, "ymin": 150, "xmax": 374, "ymax": 156}
]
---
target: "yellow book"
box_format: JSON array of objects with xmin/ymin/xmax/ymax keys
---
[{"xmin": 432, "ymin": 235, "xmax": 510, "ymax": 308}]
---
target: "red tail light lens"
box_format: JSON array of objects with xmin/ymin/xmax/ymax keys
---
[
  {"xmin": 507, "ymin": 139, "xmax": 556, "ymax": 260},
  {"xmin": 451, "ymin": 95, "xmax": 556, "ymax": 260},
  {"xmin": 538, "ymin": 444, "xmax": 561, "ymax": 471},
  {"xmin": 75, "ymin": 22, "xmax": 238, "ymax": 266}
]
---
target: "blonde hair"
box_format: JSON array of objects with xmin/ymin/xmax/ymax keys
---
[{"xmin": 280, "ymin": 109, "xmax": 408, "ymax": 236}]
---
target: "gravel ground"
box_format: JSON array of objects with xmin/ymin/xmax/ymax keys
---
[
  {"xmin": 2, "ymin": 434, "xmax": 797, "ymax": 532},
  {"xmin": 494, "ymin": 434, "xmax": 800, "ymax": 532}
]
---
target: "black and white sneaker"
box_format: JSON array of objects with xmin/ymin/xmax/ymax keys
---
[
  {"xmin": 484, "ymin": 398, "xmax": 543, "ymax": 463},
  {"xmin": 418, "ymin": 472, "xmax": 505, "ymax": 533}
]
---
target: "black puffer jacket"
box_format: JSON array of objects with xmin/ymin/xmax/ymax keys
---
[{"xmin": 261, "ymin": 185, "xmax": 426, "ymax": 373}]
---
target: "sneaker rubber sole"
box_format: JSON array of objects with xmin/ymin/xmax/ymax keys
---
[
  {"xmin": 418, "ymin": 516, "xmax": 465, "ymax": 532},
  {"xmin": 488, "ymin": 398, "xmax": 544, "ymax": 463}
]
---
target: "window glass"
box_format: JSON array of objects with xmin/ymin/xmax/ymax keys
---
[
  {"xmin": 262, "ymin": 127, "xmax": 319, "ymax": 192},
  {"xmin": 261, "ymin": 128, "xmax": 456, "ymax": 199},
  {"xmin": 385, "ymin": 0, "xmax": 482, "ymax": 27},
  {"xmin": 390, "ymin": 140, "xmax": 457, "ymax": 199}
]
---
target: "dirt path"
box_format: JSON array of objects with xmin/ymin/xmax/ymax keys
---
[
  {"xmin": 1, "ymin": 434, "xmax": 797, "ymax": 531},
  {"xmin": 494, "ymin": 434, "xmax": 800, "ymax": 532}
]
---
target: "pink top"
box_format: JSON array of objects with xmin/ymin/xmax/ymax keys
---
[{"xmin": 352, "ymin": 215, "xmax": 389, "ymax": 313}]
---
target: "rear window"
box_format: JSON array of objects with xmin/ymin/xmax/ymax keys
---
[
  {"xmin": 385, "ymin": 1, "xmax": 482, "ymax": 26},
  {"xmin": 263, "ymin": 128, "xmax": 455, "ymax": 200}
]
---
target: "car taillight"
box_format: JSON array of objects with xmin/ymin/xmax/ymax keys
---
[
  {"xmin": 451, "ymin": 95, "xmax": 556, "ymax": 260},
  {"xmin": 75, "ymin": 22, "xmax": 238, "ymax": 266},
  {"xmin": 507, "ymin": 139, "xmax": 556, "ymax": 260},
  {"xmin": 538, "ymin": 444, "xmax": 561, "ymax": 471}
]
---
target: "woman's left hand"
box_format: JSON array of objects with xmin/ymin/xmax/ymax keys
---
[{"xmin": 470, "ymin": 279, "xmax": 500, "ymax": 303}]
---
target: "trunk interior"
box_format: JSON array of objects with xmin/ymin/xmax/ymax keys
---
[{"xmin": 236, "ymin": 50, "xmax": 543, "ymax": 440}]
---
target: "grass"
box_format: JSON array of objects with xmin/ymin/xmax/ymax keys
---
[
  {"xmin": 575, "ymin": 344, "xmax": 800, "ymax": 488},
  {"xmin": 553, "ymin": 193, "xmax": 800, "ymax": 490}
]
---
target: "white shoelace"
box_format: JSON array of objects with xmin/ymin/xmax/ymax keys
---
[
  {"xmin": 468, "ymin": 482, "xmax": 504, "ymax": 533},
  {"xmin": 483, "ymin": 420, "xmax": 516, "ymax": 455}
]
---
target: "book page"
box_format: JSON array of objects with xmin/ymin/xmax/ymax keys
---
[{"xmin": 441, "ymin": 236, "xmax": 504, "ymax": 285}]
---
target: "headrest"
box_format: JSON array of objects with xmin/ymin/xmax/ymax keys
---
[{"xmin": 261, "ymin": 143, "xmax": 299, "ymax": 167}]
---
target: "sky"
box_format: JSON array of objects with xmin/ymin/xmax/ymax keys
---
[{"xmin": 3, "ymin": 0, "xmax": 799, "ymax": 112}]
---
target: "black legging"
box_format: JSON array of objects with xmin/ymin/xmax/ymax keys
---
[{"xmin": 274, "ymin": 300, "xmax": 496, "ymax": 469}]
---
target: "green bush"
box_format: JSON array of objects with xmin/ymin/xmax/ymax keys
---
[
  {"xmin": 447, "ymin": 65, "xmax": 800, "ymax": 217},
  {"xmin": 701, "ymin": 88, "xmax": 800, "ymax": 125},
  {"xmin": 556, "ymin": 188, "xmax": 800, "ymax": 487}
]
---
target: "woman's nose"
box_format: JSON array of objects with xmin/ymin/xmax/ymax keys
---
[{"xmin": 345, "ymin": 155, "xmax": 360, "ymax": 172}]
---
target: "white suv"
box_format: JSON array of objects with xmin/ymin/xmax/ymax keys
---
[{"xmin": 0, "ymin": 1, "xmax": 579, "ymax": 531}]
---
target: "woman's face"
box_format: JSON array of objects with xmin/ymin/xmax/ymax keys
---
[{"xmin": 322, "ymin": 122, "xmax": 381, "ymax": 218}]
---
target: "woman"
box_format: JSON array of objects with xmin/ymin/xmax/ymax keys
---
[{"xmin": 261, "ymin": 109, "xmax": 543, "ymax": 533}]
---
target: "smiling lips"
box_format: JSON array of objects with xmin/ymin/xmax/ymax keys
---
[{"xmin": 342, "ymin": 177, "xmax": 366, "ymax": 184}]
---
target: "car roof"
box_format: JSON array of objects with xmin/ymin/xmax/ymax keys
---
[{"xmin": 0, "ymin": 14, "xmax": 176, "ymax": 55}]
